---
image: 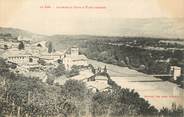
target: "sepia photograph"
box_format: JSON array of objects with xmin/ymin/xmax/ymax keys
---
[{"xmin": 0, "ymin": 0, "xmax": 184, "ymax": 117}]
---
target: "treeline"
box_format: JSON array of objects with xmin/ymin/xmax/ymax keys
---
[
  {"xmin": 80, "ymin": 39, "xmax": 184, "ymax": 75},
  {"xmin": 102, "ymin": 37, "xmax": 184, "ymax": 48},
  {"xmin": 0, "ymin": 58, "xmax": 183, "ymax": 117}
]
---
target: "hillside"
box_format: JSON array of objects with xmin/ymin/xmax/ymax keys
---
[
  {"xmin": 0, "ymin": 27, "xmax": 47, "ymax": 42},
  {"xmin": 1, "ymin": 26, "xmax": 184, "ymax": 48}
]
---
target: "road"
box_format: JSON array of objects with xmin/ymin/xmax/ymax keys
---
[{"xmin": 88, "ymin": 59, "xmax": 184, "ymax": 109}]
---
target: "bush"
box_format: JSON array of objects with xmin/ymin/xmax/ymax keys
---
[
  {"xmin": 4, "ymin": 45, "xmax": 8, "ymax": 50},
  {"xmin": 37, "ymin": 59, "xmax": 46, "ymax": 66},
  {"xmin": 57, "ymin": 59, "xmax": 63, "ymax": 64},
  {"xmin": 47, "ymin": 64, "xmax": 66, "ymax": 77},
  {"xmin": 65, "ymin": 65, "xmax": 79, "ymax": 78},
  {"xmin": 18, "ymin": 41, "xmax": 24, "ymax": 50},
  {"xmin": 91, "ymin": 88, "xmax": 158, "ymax": 117},
  {"xmin": 88, "ymin": 64, "xmax": 95, "ymax": 74},
  {"xmin": 63, "ymin": 80, "xmax": 87, "ymax": 99},
  {"xmin": 46, "ymin": 78, "xmax": 54, "ymax": 85},
  {"xmin": 47, "ymin": 41, "xmax": 53, "ymax": 53}
]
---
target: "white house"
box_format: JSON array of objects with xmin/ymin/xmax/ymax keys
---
[
  {"xmin": 63, "ymin": 47, "xmax": 88, "ymax": 70},
  {"xmin": 170, "ymin": 66, "xmax": 181, "ymax": 80}
]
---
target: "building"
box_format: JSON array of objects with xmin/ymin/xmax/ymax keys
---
[
  {"xmin": 2, "ymin": 48, "xmax": 40, "ymax": 66},
  {"xmin": 63, "ymin": 47, "xmax": 88, "ymax": 70},
  {"xmin": 40, "ymin": 51, "xmax": 64, "ymax": 63},
  {"xmin": 0, "ymin": 39, "xmax": 20, "ymax": 49},
  {"xmin": 170, "ymin": 66, "xmax": 181, "ymax": 80},
  {"xmin": 2, "ymin": 41, "xmax": 64, "ymax": 66}
]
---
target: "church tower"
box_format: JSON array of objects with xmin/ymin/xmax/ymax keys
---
[{"xmin": 71, "ymin": 46, "xmax": 79, "ymax": 56}]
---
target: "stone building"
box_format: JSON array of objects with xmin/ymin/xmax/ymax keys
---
[
  {"xmin": 63, "ymin": 47, "xmax": 88, "ymax": 70},
  {"xmin": 2, "ymin": 49, "xmax": 40, "ymax": 65}
]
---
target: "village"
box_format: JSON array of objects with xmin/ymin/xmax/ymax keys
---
[
  {"xmin": 0, "ymin": 34, "xmax": 183, "ymax": 81},
  {"xmin": 0, "ymin": 34, "xmax": 111, "ymax": 92},
  {"xmin": 0, "ymin": 34, "xmax": 184, "ymax": 109},
  {"xmin": 0, "ymin": 34, "xmax": 183, "ymax": 89}
]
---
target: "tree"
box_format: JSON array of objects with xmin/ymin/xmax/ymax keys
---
[
  {"xmin": 48, "ymin": 42, "xmax": 53, "ymax": 53},
  {"xmin": 4, "ymin": 45, "xmax": 8, "ymax": 50},
  {"xmin": 57, "ymin": 59, "xmax": 63, "ymax": 64},
  {"xmin": 63, "ymin": 80, "xmax": 88, "ymax": 100},
  {"xmin": 66, "ymin": 65, "xmax": 79, "ymax": 78},
  {"xmin": 37, "ymin": 43, "xmax": 42, "ymax": 47},
  {"xmin": 89, "ymin": 64, "xmax": 95, "ymax": 74},
  {"xmin": 125, "ymin": 56, "xmax": 130, "ymax": 65},
  {"xmin": 98, "ymin": 51, "xmax": 109, "ymax": 61},
  {"xmin": 46, "ymin": 78, "xmax": 54, "ymax": 85},
  {"xmin": 0, "ymin": 58, "xmax": 9, "ymax": 76},
  {"xmin": 18, "ymin": 41, "xmax": 24, "ymax": 50},
  {"xmin": 37, "ymin": 59, "xmax": 46, "ymax": 66},
  {"xmin": 55, "ymin": 64, "xmax": 66, "ymax": 77},
  {"xmin": 104, "ymin": 65, "xmax": 107, "ymax": 73}
]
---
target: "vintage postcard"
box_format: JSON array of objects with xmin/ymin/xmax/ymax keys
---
[{"xmin": 0, "ymin": 0, "xmax": 184, "ymax": 117}]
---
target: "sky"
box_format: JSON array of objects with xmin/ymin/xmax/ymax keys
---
[{"xmin": 0, "ymin": 0, "xmax": 184, "ymax": 38}]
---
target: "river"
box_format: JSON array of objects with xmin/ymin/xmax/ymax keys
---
[{"xmin": 88, "ymin": 59, "xmax": 184, "ymax": 109}]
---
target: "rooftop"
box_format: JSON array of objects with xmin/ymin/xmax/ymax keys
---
[
  {"xmin": 2, "ymin": 49, "xmax": 39, "ymax": 57},
  {"xmin": 65, "ymin": 54, "xmax": 87, "ymax": 61}
]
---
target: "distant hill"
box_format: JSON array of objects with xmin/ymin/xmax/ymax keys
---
[
  {"xmin": 0, "ymin": 27, "xmax": 47, "ymax": 42},
  {"xmin": 43, "ymin": 18, "xmax": 184, "ymax": 39},
  {"xmin": 109, "ymin": 18, "xmax": 184, "ymax": 39},
  {"xmin": 1, "ymin": 26, "xmax": 184, "ymax": 49}
]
